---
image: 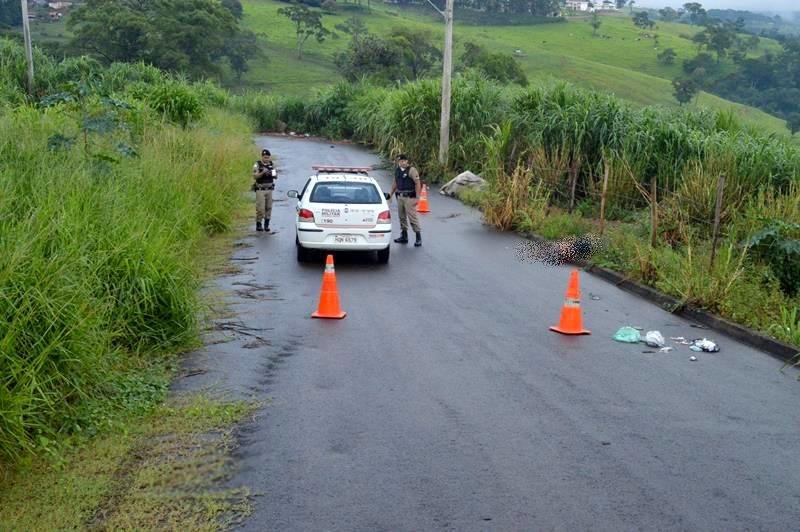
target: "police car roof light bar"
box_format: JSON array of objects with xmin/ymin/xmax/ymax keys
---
[{"xmin": 312, "ymin": 165, "xmax": 372, "ymax": 175}]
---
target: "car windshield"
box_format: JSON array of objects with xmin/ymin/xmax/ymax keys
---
[{"xmin": 310, "ymin": 182, "xmax": 382, "ymax": 204}]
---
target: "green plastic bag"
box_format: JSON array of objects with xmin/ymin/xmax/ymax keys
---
[{"xmin": 613, "ymin": 326, "xmax": 641, "ymax": 343}]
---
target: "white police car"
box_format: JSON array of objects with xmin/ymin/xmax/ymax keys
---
[{"xmin": 287, "ymin": 166, "xmax": 392, "ymax": 263}]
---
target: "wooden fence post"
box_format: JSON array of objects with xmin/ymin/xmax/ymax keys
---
[
  {"xmin": 709, "ymin": 174, "xmax": 726, "ymax": 272},
  {"xmin": 599, "ymin": 162, "xmax": 609, "ymax": 236},
  {"xmin": 650, "ymin": 177, "xmax": 658, "ymax": 248},
  {"xmin": 568, "ymin": 160, "xmax": 580, "ymax": 213}
]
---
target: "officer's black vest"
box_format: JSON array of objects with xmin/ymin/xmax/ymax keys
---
[
  {"xmin": 255, "ymin": 160, "xmax": 274, "ymax": 185},
  {"xmin": 395, "ymin": 166, "xmax": 415, "ymax": 192}
]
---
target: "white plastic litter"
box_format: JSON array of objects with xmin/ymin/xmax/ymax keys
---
[
  {"xmin": 690, "ymin": 338, "xmax": 719, "ymax": 353},
  {"xmin": 644, "ymin": 331, "xmax": 666, "ymax": 348},
  {"xmin": 689, "ymin": 356, "xmax": 698, "ymax": 361},
  {"xmin": 659, "ymin": 346, "xmax": 673, "ymax": 353}
]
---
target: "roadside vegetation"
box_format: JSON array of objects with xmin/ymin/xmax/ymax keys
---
[
  {"xmin": 230, "ymin": 76, "xmax": 800, "ymax": 353},
  {"xmin": 12, "ymin": 0, "xmax": 790, "ymax": 136},
  {"xmin": 0, "ymin": 38, "xmax": 253, "ymax": 469}
]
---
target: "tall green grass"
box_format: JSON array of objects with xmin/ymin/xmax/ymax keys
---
[{"xmin": 0, "ymin": 65, "xmax": 252, "ymax": 462}]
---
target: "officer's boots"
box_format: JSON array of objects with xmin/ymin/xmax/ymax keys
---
[
  {"xmin": 414, "ymin": 232, "xmax": 422, "ymax": 247},
  {"xmin": 264, "ymin": 219, "xmax": 270, "ymax": 233},
  {"xmin": 394, "ymin": 230, "xmax": 408, "ymax": 244},
  {"xmin": 256, "ymin": 221, "xmax": 263, "ymax": 232}
]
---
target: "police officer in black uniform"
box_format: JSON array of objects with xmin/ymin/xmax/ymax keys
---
[
  {"xmin": 389, "ymin": 154, "xmax": 422, "ymax": 247},
  {"xmin": 253, "ymin": 149, "xmax": 277, "ymax": 232}
]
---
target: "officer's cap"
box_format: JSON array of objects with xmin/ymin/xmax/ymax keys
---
[
  {"xmin": 397, "ymin": 153, "xmax": 409, "ymax": 161},
  {"xmin": 261, "ymin": 149, "xmax": 271, "ymax": 156}
]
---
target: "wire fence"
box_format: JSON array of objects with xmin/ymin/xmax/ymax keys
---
[{"xmin": 501, "ymin": 162, "xmax": 730, "ymax": 272}]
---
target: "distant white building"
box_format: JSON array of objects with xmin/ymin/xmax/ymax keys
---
[
  {"xmin": 564, "ymin": 1, "xmax": 592, "ymax": 12},
  {"xmin": 598, "ymin": 0, "xmax": 618, "ymax": 10}
]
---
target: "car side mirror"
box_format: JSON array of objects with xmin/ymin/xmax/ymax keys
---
[
  {"xmin": 287, "ymin": 190, "xmax": 299, "ymax": 199},
  {"xmin": 384, "ymin": 192, "xmax": 390, "ymax": 200}
]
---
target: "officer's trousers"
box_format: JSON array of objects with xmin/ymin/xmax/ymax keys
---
[
  {"xmin": 397, "ymin": 195, "xmax": 421, "ymax": 233},
  {"xmin": 256, "ymin": 188, "xmax": 273, "ymax": 222}
]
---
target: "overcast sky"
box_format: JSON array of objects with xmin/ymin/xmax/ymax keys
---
[{"xmin": 636, "ymin": 0, "xmax": 796, "ymax": 11}]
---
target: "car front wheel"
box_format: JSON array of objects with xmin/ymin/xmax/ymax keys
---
[{"xmin": 376, "ymin": 245, "xmax": 390, "ymax": 264}]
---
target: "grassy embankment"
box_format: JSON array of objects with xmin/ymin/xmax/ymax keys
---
[
  {"xmin": 238, "ymin": 0, "xmax": 789, "ymax": 136},
  {"xmin": 1, "ymin": 38, "xmax": 261, "ymax": 527},
  {"xmin": 230, "ymin": 78, "xmax": 800, "ymax": 354}
]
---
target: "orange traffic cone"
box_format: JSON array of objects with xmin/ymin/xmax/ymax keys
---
[
  {"xmin": 417, "ymin": 184, "xmax": 430, "ymax": 214},
  {"xmin": 549, "ymin": 269, "xmax": 590, "ymax": 335},
  {"xmin": 311, "ymin": 255, "xmax": 347, "ymax": 319}
]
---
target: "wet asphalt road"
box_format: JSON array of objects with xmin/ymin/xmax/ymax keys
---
[{"xmin": 176, "ymin": 136, "xmax": 800, "ymax": 531}]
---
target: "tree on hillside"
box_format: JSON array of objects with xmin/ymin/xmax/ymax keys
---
[
  {"xmin": 658, "ymin": 48, "xmax": 677, "ymax": 65},
  {"xmin": 335, "ymin": 33, "xmax": 401, "ymax": 83},
  {"xmin": 632, "ymin": 12, "xmax": 655, "ymax": 29},
  {"xmin": 672, "ymin": 76, "xmax": 700, "ymax": 105},
  {"xmin": 683, "ymin": 2, "xmax": 707, "ymax": 25},
  {"xmin": 221, "ymin": 0, "xmax": 243, "ymax": 20},
  {"xmin": 334, "ymin": 27, "xmax": 439, "ymax": 83},
  {"xmin": 278, "ymin": 3, "xmax": 330, "ymax": 60},
  {"xmin": 699, "ymin": 21, "xmax": 738, "ymax": 63},
  {"xmin": 0, "ymin": 0, "xmax": 22, "ymax": 27},
  {"xmin": 590, "ymin": 12, "xmax": 602, "ymax": 37},
  {"xmin": 68, "ymin": 0, "xmax": 252, "ymax": 78},
  {"xmin": 658, "ymin": 7, "xmax": 679, "ymax": 22},
  {"xmin": 616, "ymin": 0, "xmax": 627, "ymax": 9},
  {"xmin": 459, "ymin": 42, "xmax": 528, "ymax": 86},
  {"xmin": 787, "ymin": 113, "xmax": 800, "ymax": 135},
  {"xmin": 335, "ymin": 16, "xmax": 367, "ymax": 39},
  {"xmin": 388, "ymin": 27, "xmax": 440, "ymax": 80}
]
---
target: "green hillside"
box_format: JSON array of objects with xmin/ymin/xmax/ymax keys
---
[{"xmin": 239, "ymin": 1, "xmax": 789, "ymax": 135}]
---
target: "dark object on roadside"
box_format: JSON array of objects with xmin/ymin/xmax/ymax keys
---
[{"xmin": 515, "ymin": 234, "xmax": 603, "ymax": 266}]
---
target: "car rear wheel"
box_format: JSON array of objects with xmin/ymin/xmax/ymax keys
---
[
  {"xmin": 376, "ymin": 245, "xmax": 390, "ymax": 264},
  {"xmin": 296, "ymin": 238, "xmax": 313, "ymax": 263}
]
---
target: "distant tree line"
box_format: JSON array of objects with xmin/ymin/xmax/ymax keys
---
[
  {"xmin": 663, "ymin": 2, "xmax": 800, "ymax": 134},
  {"xmin": 15, "ymin": 0, "xmax": 259, "ymax": 80},
  {"xmin": 0, "ymin": 0, "xmax": 21, "ymax": 28},
  {"xmin": 334, "ymin": 16, "xmax": 527, "ymax": 86}
]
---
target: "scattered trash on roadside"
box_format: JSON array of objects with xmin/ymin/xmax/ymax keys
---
[
  {"xmin": 689, "ymin": 356, "xmax": 698, "ymax": 361},
  {"xmin": 642, "ymin": 350, "xmax": 656, "ymax": 353},
  {"xmin": 633, "ymin": 326, "xmax": 644, "ymax": 331},
  {"xmin": 670, "ymin": 336, "xmax": 685, "ymax": 341},
  {"xmin": 690, "ymin": 338, "xmax": 719, "ymax": 353},
  {"xmin": 613, "ymin": 326, "xmax": 641, "ymax": 343},
  {"xmin": 644, "ymin": 330, "xmax": 665, "ymax": 348},
  {"xmin": 590, "ymin": 293, "xmax": 601, "ymax": 300},
  {"xmin": 659, "ymin": 346, "xmax": 673, "ymax": 353},
  {"xmin": 690, "ymin": 324, "xmax": 709, "ymax": 330}
]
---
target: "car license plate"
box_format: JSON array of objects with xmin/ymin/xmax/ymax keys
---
[{"xmin": 334, "ymin": 235, "xmax": 357, "ymax": 244}]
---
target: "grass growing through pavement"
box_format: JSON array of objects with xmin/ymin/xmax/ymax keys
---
[{"xmin": 0, "ymin": 395, "xmax": 259, "ymax": 530}]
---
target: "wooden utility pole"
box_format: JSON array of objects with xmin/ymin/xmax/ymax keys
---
[
  {"xmin": 425, "ymin": 0, "xmax": 454, "ymax": 168},
  {"xmin": 20, "ymin": 0, "xmax": 34, "ymax": 95},
  {"xmin": 438, "ymin": 0, "xmax": 454, "ymax": 168}
]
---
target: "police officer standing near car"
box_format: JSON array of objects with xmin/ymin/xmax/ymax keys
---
[
  {"xmin": 389, "ymin": 154, "xmax": 422, "ymax": 247},
  {"xmin": 253, "ymin": 149, "xmax": 277, "ymax": 232}
]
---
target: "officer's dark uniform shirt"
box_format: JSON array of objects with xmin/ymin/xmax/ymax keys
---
[
  {"xmin": 255, "ymin": 160, "xmax": 275, "ymax": 187},
  {"xmin": 395, "ymin": 166, "xmax": 417, "ymax": 197}
]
